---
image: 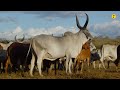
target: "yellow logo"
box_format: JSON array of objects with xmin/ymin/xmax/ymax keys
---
[{"xmin": 112, "ymin": 14, "xmax": 117, "ymax": 19}]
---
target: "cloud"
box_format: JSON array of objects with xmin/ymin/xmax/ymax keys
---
[
  {"xmin": 89, "ymin": 20, "xmax": 120, "ymax": 38},
  {"xmin": 0, "ymin": 26, "xmax": 24, "ymax": 40},
  {"xmin": 0, "ymin": 26, "xmax": 76, "ymax": 40},
  {"xmin": 26, "ymin": 26, "xmax": 76, "ymax": 37},
  {"xmin": 1, "ymin": 19, "xmax": 120, "ymax": 40}
]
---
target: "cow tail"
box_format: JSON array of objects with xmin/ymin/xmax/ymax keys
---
[
  {"xmin": 25, "ymin": 38, "xmax": 33, "ymax": 65},
  {"xmin": 100, "ymin": 45, "xmax": 104, "ymax": 62}
]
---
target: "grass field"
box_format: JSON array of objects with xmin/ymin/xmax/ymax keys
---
[{"xmin": 1, "ymin": 61, "xmax": 120, "ymax": 79}]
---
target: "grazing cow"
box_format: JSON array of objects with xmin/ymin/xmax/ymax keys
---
[
  {"xmin": 74, "ymin": 41, "xmax": 91, "ymax": 73},
  {"xmin": 99, "ymin": 44, "xmax": 119, "ymax": 70},
  {"xmin": 5, "ymin": 42, "xmax": 32, "ymax": 75},
  {"xmin": 27, "ymin": 13, "xmax": 93, "ymax": 76}
]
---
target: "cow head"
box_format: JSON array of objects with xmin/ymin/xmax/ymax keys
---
[{"xmin": 76, "ymin": 13, "xmax": 93, "ymax": 41}]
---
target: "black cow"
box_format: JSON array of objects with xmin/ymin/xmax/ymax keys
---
[
  {"xmin": 42, "ymin": 58, "xmax": 60, "ymax": 75},
  {"xmin": 42, "ymin": 57, "xmax": 66, "ymax": 75},
  {"xmin": 6, "ymin": 42, "xmax": 32, "ymax": 75},
  {"xmin": 90, "ymin": 49, "xmax": 101, "ymax": 69}
]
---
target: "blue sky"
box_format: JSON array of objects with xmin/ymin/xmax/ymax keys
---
[{"xmin": 0, "ymin": 11, "xmax": 120, "ymax": 40}]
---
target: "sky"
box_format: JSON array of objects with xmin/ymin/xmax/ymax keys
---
[{"xmin": 0, "ymin": 11, "xmax": 120, "ymax": 40}]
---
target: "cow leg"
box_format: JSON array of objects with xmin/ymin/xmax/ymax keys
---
[
  {"xmin": 107, "ymin": 61, "xmax": 110, "ymax": 69},
  {"xmin": 73, "ymin": 59, "xmax": 78, "ymax": 73},
  {"xmin": 3, "ymin": 61, "xmax": 6, "ymax": 73},
  {"xmin": 66, "ymin": 55, "xmax": 70, "ymax": 74},
  {"xmin": 99, "ymin": 63, "xmax": 101, "ymax": 70},
  {"xmin": 76, "ymin": 62, "xmax": 79, "ymax": 74},
  {"xmin": 5, "ymin": 56, "xmax": 11, "ymax": 74},
  {"xmin": 80, "ymin": 61, "xmax": 83, "ymax": 74},
  {"xmin": 87, "ymin": 58, "xmax": 90, "ymax": 72},
  {"xmin": 12, "ymin": 64, "xmax": 17, "ymax": 73},
  {"xmin": 30, "ymin": 53, "xmax": 35, "ymax": 76},
  {"xmin": 73, "ymin": 58, "xmax": 76, "ymax": 73},
  {"xmin": 99, "ymin": 59, "xmax": 106, "ymax": 70},
  {"xmin": 93, "ymin": 61, "xmax": 96, "ymax": 69},
  {"xmin": 114, "ymin": 59, "xmax": 119, "ymax": 72},
  {"xmin": 37, "ymin": 50, "xmax": 46, "ymax": 76},
  {"xmin": 101, "ymin": 61, "xmax": 106, "ymax": 70},
  {"xmin": 20, "ymin": 65, "xmax": 25, "ymax": 77},
  {"xmin": 68, "ymin": 58, "xmax": 72, "ymax": 74},
  {"xmin": 5, "ymin": 59, "xmax": 8, "ymax": 74},
  {"xmin": 0, "ymin": 62, "xmax": 1, "ymax": 73},
  {"xmin": 54, "ymin": 61, "xmax": 57, "ymax": 75}
]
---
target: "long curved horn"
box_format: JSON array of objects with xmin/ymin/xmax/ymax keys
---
[
  {"xmin": 76, "ymin": 15, "xmax": 82, "ymax": 30},
  {"xmin": 21, "ymin": 34, "xmax": 25, "ymax": 41},
  {"xmin": 15, "ymin": 35, "xmax": 18, "ymax": 42},
  {"xmin": 83, "ymin": 13, "xmax": 89, "ymax": 29}
]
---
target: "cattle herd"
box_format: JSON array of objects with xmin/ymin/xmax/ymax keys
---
[{"xmin": 0, "ymin": 13, "xmax": 120, "ymax": 78}]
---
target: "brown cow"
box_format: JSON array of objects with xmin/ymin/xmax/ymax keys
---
[{"xmin": 74, "ymin": 41, "xmax": 91, "ymax": 74}]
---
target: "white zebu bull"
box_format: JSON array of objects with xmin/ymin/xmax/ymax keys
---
[
  {"xmin": 99, "ymin": 44, "xmax": 118, "ymax": 69},
  {"xmin": 27, "ymin": 13, "xmax": 93, "ymax": 76}
]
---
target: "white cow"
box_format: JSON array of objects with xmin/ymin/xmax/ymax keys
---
[
  {"xmin": 0, "ymin": 41, "xmax": 13, "ymax": 50},
  {"xmin": 99, "ymin": 44, "xmax": 118, "ymax": 69},
  {"xmin": 27, "ymin": 13, "xmax": 93, "ymax": 76}
]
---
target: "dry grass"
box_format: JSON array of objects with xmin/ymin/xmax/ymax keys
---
[{"xmin": 1, "ymin": 61, "xmax": 120, "ymax": 79}]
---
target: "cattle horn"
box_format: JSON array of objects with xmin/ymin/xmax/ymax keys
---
[
  {"xmin": 14, "ymin": 34, "xmax": 25, "ymax": 42},
  {"xmin": 21, "ymin": 34, "xmax": 25, "ymax": 41},
  {"xmin": 83, "ymin": 13, "xmax": 89, "ymax": 29},
  {"xmin": 76, "ymin": 15, "xmax": 83, "ymax": 30},
  {"xmin": 15, "ymin": 35, "xmax": 18, "ymax": 42},
  {"xmin": 76, "ymin": 13, "xmax": 89, "ymax": 30}
]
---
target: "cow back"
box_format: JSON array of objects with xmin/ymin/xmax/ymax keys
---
[{"xmin": 7, "ymin": 42, "xmax": 32, "ymax": 65}]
